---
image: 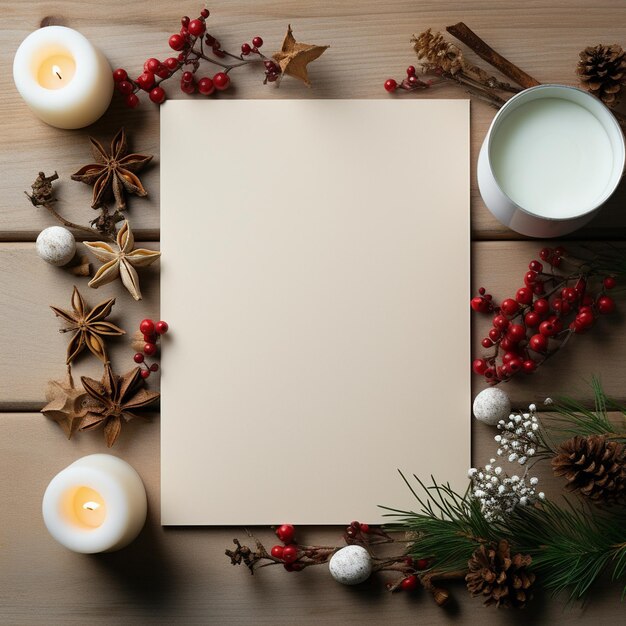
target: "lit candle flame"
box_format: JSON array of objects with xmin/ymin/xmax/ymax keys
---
[
  {"xmin": 82, "ymin": 501, "xmax": 101, "ymax": 511},
  {"xmin": 52, "ymin": 64, "xmax": 62, "ymax": 80}
]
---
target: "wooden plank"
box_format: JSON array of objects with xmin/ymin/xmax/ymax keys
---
[
  {"xmin": 1, "ymin": 1, "xmax": 626, "ymax": 240},
  {"xmin": 0, "ymin": 412, "xmax": 622, "ymax": 624},
  {"xmin": 3, "ymin": 240, "xmax": 626, "ymax": 409}
]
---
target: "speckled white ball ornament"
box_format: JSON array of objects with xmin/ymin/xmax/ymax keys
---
[
  {"xmin": 473, "ymin": 387, "xmax": 511, "ymax": 426},
  {"xmin": 36, "ymin": 226, "xmax": 76, "ymax": 266},
  {"xmin": 328, "ymin": 545, "xmax": 372, "ymax": 585}
]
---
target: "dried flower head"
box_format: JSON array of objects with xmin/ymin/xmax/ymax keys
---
[
  {"xmin": 412, "ymin": 29, "xmax": 465, "ymax": 75},
  {"xmin": 494, "ymin": 406, "xmax": 540, "ymax": 466}
]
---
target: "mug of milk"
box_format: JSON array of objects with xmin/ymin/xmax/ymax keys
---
[{"xmin": 478, "ymin": 84, "xmax": 625, "ymax": 238}]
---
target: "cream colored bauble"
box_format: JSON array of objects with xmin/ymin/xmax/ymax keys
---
[
  {"xmin": 36, "ymin": 227, "xmax": 76, "ymax": 266},
  {"xmin": 472, "ymin": 387, "xmax": 511, "ymax": 426},
  {"xmin": 328, "ymin": 545, "xmax": 372, "ymax": 585}
]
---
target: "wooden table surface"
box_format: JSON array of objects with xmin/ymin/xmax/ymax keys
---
[{"xmin": 1, "ymin": 1, "xmax": 625, "ymax": 624}]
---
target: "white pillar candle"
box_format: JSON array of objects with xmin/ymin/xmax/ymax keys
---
[
  {"xmin": 13, "ymin": 26, "xmax": 114, "ymax": 129},
  {"xmin": 42, "ymin": 454, "xmax": 147, "ymax": 553}
]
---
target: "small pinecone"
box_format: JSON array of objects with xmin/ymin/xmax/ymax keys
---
[
  {"xmin": 466, "ymin": 540, "xmax": 535, "ymax": 609},
  {"xmin": 577, "ymin": 44, "xmax": 626, "ymax": 106},
  {"xmin": 412, "ymin": 29, "xmax": 464, "ymax": 75},
  {"xmin": 552, "ymin": 435, "xmax": 626, "ymax": 504}
]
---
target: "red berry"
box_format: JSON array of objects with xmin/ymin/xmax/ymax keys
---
[
  {"xmin": 241, "ymin": 42, "xmax": 251, "ymax": 55},
  {"xmin": 188, "ymin": 19, "xmax": 206, "ymax": 37},
  {"xmin": 201, "ymin": 8, "xmax": 210, "ymax": 18},
  {"xmin": 524, "ymin": 311, "xmax": 540, "ymax": 327},
  {"xmin": 133, "ymin": 352, "xmax": 145, "ymax": 364},
  {"xmin": 406, "ymin": 65, "xmax": 416, "ymax": 76},
  {"xmin": 198, "ymin": 77, "xmax": 215, "ymax": 95},
  {"xmin": 181, "ymin": 16, "xmax": 190, "ymax": 27},
  {"xmin": 113, "ymin": 68, "xmax": 128, "ymax": 82},
  {"xmin": 533, "ymin": 298, "xmax": 549, "ymax": 315},
  {"xmin": 140, "ymin": 319, "xmax": 155, "ymax": 335},
  {"xmin": 125, "ymin": 93, "xmax": 140, "ymax": 108},
  {"xmin": 554, "ymin": 246, "xmax": 566, "ymax": 256},
  {"xmin": 117, "ymin": 80, "xmax": 134, "ymax": 95},
  {"xmin": 551, "ymin": 256, "xmax": 562, "ymax": 268},
  {"xmin": 488, "ymin": 328, "xmax": 501, "ymax": 341},
  {"xmin": 529, "ymin": 334, "xmax": 548, "ymax": 352},
  {"xmin": 532, "ymin": 281, "xmax": 545, "ymax": 295},
  {"xmin": 180, "ymin": 80, "xmax": 196, "ymax": 94},
  {"xmin": 182, "ymin": 71, "xmax": 194, "ymax": 83},
  {"xmin": 507, "ymin": 324, "xmax": 526, "ymax": 343},
  {"xmin": 493, "ymin": 314, "xmax": 509, "ymax": 330},
  {"xmin": 270, "ymin": 545, "xmax": 284, "ymax": 559},
  {"xmin": 252, "ymin": 36, "xmax": 263, "ymax": 48},
  {"xmin": 213, "ymin": 72, "xmax": 230, "ymax": 90},
  {"xmin": 481, "ymin": 338, "xmax": 493, "ymax": 348},
  {"xmin": 603, "ymin": 276, "xmax": 616, "ymax": 290},
  {"xmin": 561, "ymin": 287, "xmax": 578, "ymax": 303},
  {"xmin": 400, "ymin": 575, "xmax": 419, "ymax": 591},
  {"xmin": 472, "ymin": 359, "xmax": 488, "ymax": 375},
  {"xmin": 502, "ymin": 351, "xmax": 518, "ymax": 364},
  {"xmin": 539, "ymin": 321, "xmax": 556, "ymax": 337},
  {"xmin": 499, "ymin": 337, "xmax": 515, "ymax": 351},
  {"xmin": 150, "ymin": 363, "xmax": 160, "ymax": 372},
  {"xmin": 144, "ymin": 58, "xmax": 160, "ymax": 73},
  {"xmin": 384, "ymin": 78, "xmax": 398, "ymax": 92},
  {"xmin": 169, "ymin": 33, "xmax": 186, "ymax": 50},
  {"xmin": 539, "ymin": 247, "xmax": 552, "ymax": 261},
  {"xmin": 360, "ymin": 523, "xmax": 370, "ymax": 533},
  {"xmin": 500, "ymin": 298, "xmax": 519, "ymax": 316},
  {"xmin": 524, "ymin": 270, "xmax": 538, "ymax": 286},
  {"xmin": 282, "ymin": 544, "xmax": 298, "ymax": 564},
  {"xmin": 515, "ymin": 287, "xmax": 533, "ymax": 305},
  {"xmin": 597, "ymin": 295, "xmax": 616, "ymax": 314},
  {"xmin": 470, "ymin": 296, "xmax": 489, "ymax": 313},
  {"xmin": 507, "ymin": 358, "xmax": 522, "ymax": 373},
  {"xmin": 552, "ymin": 298, "xmax": 571, "ymax": 314},
  {"xmin": 140, "ymin": 369, "xmax": 150, "ymax": 379},
  {"xmin": 576, "ymin": 311, "xmax": 594, "ymax": 328},
  {"xmin": 137, "ymin": 71, "xmax": 155, "ymax": 91},
  {"xmin": 149, "ymin": 87, "xmax": 166, "ymax": 104},
  {"xmin": 144, "ymin": 342, "xmax": 158, "ymax": 356},
  {"xmin": 522, "ymin": 359, "xmax": 536, "ymax": 374},
  {"xmin": 164, "ymin": 57, "xmax": 179, "ymax": 71},
  {"xmin": 155, "ymin": 320, "xmax": 169, "ymax": 335},
  {"xmin": 416, "ymin": 558, "xmax": 429, "ymax": 570},
  {"xmin": 484, "ymin": 367, "xmax": 495, "ymax": 380},
  {"xmin": 528, "ymin": 260, "xmax": 543, "ymax": 272},
  {"xmin": 276, "ymin": 524, "xmax": 295, "ymax": 543}
]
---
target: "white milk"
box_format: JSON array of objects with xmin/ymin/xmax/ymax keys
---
[{"xmin": 491, "ymin": 97, "xmax": 613, "ymax": 218}]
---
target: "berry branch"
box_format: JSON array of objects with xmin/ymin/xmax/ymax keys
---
[
  {"xmin": 113, "ymin": 8, "xmax": 285, "ymax": 107},
  {"xmin": 471, "ymin": 246, "xmax": 621, "ymax": 384}
]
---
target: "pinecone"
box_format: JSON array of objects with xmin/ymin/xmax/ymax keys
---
[
  {"xmin": 412, "ymin": 29, "xmax": 465, "ymax": 75},
  {"xmin": 552, "ymin": 434, "xmax": 626, "ymax": 504},
  {"xmin": 465, "ymin": 540, "xmax": 535, "ymax": 609},
  {"xmin": 577, "ymin": 44, "xmax": 626, "ymax": 106}
]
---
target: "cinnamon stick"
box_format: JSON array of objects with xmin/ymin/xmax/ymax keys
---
[{"xmin": 446, "ymin": 22, "xmax": 540, "ymax": 89}]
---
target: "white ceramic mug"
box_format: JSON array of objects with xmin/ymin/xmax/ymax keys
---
[{"xmin": 478, "ymin": 84, "xmax": 625, "ymax": 238}]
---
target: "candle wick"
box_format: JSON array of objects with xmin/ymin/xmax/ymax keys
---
[{"xmin": 55, "ymin": 71, "xmax": 62, "ymax": 80}]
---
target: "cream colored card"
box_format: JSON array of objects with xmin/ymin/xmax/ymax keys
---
[{"xmin": 160, "ymin": 99, "xmax": 470, "ymax": 525}]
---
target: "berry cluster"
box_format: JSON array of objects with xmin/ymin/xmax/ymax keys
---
[
  {"xmin": 269, "ymin": 524, "xmax": 302, "ymax": 571},
  {"xmin": 384, "ymin": 65, "xmax": 434, "ymax": 93},
  {"xmin": 471, "ymin": 247, "xmax": 617, "ymax": 384},
  {"xmin": 112, "ymin": 8, "xmax": 280, "ymax": 107},
  {"xmin": 133, "ymin": 318, "xmax": 169, "ymax": 378}
]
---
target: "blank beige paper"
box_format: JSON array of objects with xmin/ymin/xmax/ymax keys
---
[{"xmin": 160, "ymin": 99, "xmax": 470, "ymax": 525}]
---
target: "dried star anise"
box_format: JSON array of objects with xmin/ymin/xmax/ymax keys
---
[
  {"xmin": 80, "ymin": 363, "xmax": 159, "ymax": 447},
  {"xmin": 71, "ymin": 128, "xmax": 152, "ymax": 210},
  {"xmin": 50, "ymin": 286, "xmax": 125, "ymax": 364}
]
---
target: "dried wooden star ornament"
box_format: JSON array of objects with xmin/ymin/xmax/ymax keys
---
[
  {"xmin": 41, "ymin": 370, "xmax": 95, "ymax": 439},
  {"xmin": 71, "ymin": 128, "xmax": 152, "ymax": 210},
  {"xmin": 80, "ymin": 363, "xmax": 160, "ymax": 447},
  {"xmin": 272, "ymin": 25, "xmax": 329, "ymax": 86},
  {"xmin": 84, "ymin": 221, "xmax": 161, "ymax": 301},
  {"xmin": 50, "ymin": 286, "xmax": 125, "ymax": 364}
]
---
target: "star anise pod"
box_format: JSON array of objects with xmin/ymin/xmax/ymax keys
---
[
  {"xmin": 84, "ymin": 220, "xmax": 161, "ymax": 301},
  {"xmin": 272, "ymin": 25, "xmax": 329, "ymax": 86},
  {"xmin": 71, "ymin": 128, "xmax": 152, "ymax": 210},
  {"xmin": 80, "ymin": 363, "xmax": 160, "ymax": 447},
  {"xmin": 50, "ymin": 286, "xmax": 125, "ymax": 364}
]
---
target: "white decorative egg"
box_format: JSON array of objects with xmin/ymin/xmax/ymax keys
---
[
  {"xmin": 473, "ymin": 387, "xmax": 511, "ymax": 426},
  {"xmin": 329, "ymin": 545, "xmax": 372, "ymax": 585},
  {"xmin": 36, "ymin": 226, "xmax": 76, "ymax": 266}
]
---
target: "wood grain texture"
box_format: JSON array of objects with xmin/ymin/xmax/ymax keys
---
[
  {"xmin": 2, "ymin": 0, "xmax": 626, "ymax": 623},
  {"xmin": 1, "ymin": 0, "xmax": 626, "ymax": 240},
  {"xmin": 0, "ymin": 413, "xmax": 623, "ymax": 625}
]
